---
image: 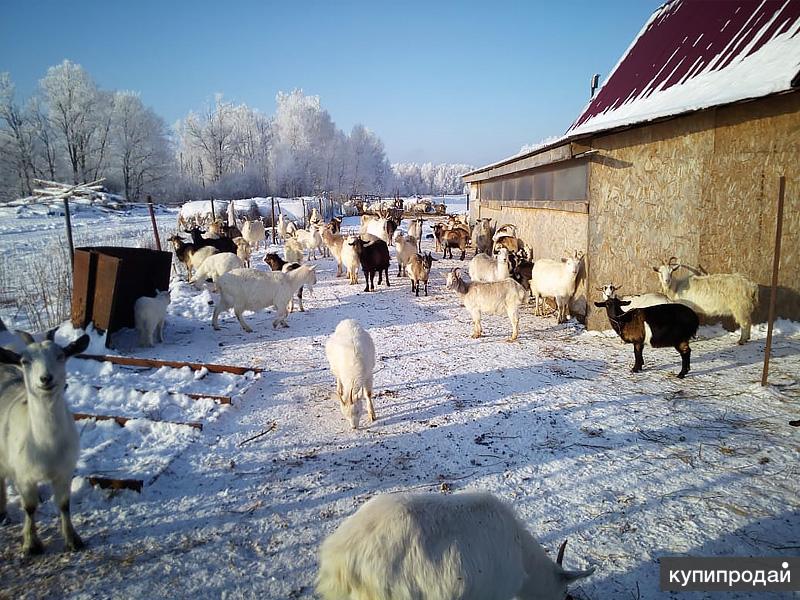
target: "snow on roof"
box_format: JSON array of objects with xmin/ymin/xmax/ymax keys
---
[{"xmin": 568, "ymin": 0, "xmax": 800, "ymax": 136}]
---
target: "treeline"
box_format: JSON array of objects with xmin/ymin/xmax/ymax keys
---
[{"xmin": 0, "ymin": 60, "xmax": 471, "ymax": 204}]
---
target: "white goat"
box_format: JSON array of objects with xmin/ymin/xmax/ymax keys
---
[
  {"xmin": 284, "ymin": 237, "xmax": 304, "ymax": 264},
  {"xmin": 277, "ymin": 213, "xmax": 297, "ymax": 242},
  {"xmin": 295, "ymin": 226, "xmax": 324, "ymax": 260},
  {"xmin": 325, "ymin": 319, "xmax": 376, "ymax": 429},
  {"xmin": 240, "ymin": 218, "xmax": 266, "ymax": 251},
  {"xmin": 529, "ymin": 251, "xmax": 584, "ymax": 323},
  {"xmin": 321, "ymin": 224, "xmax": 345, "ymax": 277},
  {"xmin": 134, "ymin": 289, "xmax": 171, "ymax": 347},
  {"xmin": 446, "ymin": 267, "xmax": 526, "ymax": 341},
  {"xmin": 407, "ymin": 218, "xmax": 424, "ymax": 252},
  {"xmin": 0, "ymin": 332, "xmax": 90, "ymax": 555},
  {"xmin": 599, "ymin": 283, "xmax": 671, "ymax": 312},
  {"xmin": 189, "ymin": 252, "xmax": 243, "ymax": 289},
  {"xmin": 212, "ymin": 265, "xmax": 317, "ymax": 332},
  {"xmin": 341, "ymin": 235, "xmax": 360, "ymax": 284},
  {"xmin": 317, "ymin": 491, "xmax": 595, "ymax": 600},
  {"xmin": 393, "ymin": 232, "xmax": 418, "ymax": 277},
  {"xmin": 233, "ymin": 236, "xmax": 252, "ymax": 268},
  {"xmin": 468, "ymin": 247, "xmax": 511, "ymax": 282},
  {"xmin": 653, "ymin": 258, "xmax": 759, "ymax": 344}
]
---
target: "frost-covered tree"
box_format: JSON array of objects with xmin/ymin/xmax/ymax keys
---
[
  {"xmin": 391, "ymin": 162, "xmax": 472, "ymax": 196},
  {"xmin": 0, "ymin": 73, "xmax": 38, "ymax": 197}
]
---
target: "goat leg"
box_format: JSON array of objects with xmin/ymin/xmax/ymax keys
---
[
  {"xmin": 53, "ymin": 476, "xmax": 84, "ymax": 551},
  {"xmin": 632, "ymin": 343, "xmax": 644, "ymax": 373}
]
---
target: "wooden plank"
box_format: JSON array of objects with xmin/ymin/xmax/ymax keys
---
[
  {"xmin": 71, "ymin": 249, "xmax": 95, "ymax": 328},
  {"xmin": 86, "ymin": 476, "xmax": 143, "ymax": 494},
  {"xmin": 88, "ymin": 384, "xmax": 232, "ymax": 405},
  {"xmin": 76, "ymin": 353, "xmax": 263, "ymax": 375},
  {"xmin": 92, "ymin": 254, "xmax": 120, "ymax": 331},
  {"xmin": 73, "ymin": 412, "xmax": 204, "ymax": 431}
]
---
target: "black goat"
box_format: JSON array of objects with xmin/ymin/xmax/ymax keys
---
[
  {"xmin": 508, "ymin": 251, "xmax": 534, "ymax": 300},
  {"xmin": 185, "ymin": 225, "xmax": 237, "ymax": 254},
  {"xmin": 349, "ymin": 237, "xmax": 390, "ymax": 292},
  {"xmin": 594, "ymin": 296, "xmax": 699, "ymax": 378}
]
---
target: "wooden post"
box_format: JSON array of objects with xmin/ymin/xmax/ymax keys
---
[
  {"xmin": 210, "ymin": 197, "xmax": 215, "ymax": 223},
  {"xmin": 761, "ymin": 176, "xmax": 786, "ymax": 386},
  {"xmin": 63, "ymin": 196, "xmax": 75, "ymax": 265},
  {"xmin": 301, "ymin": 197, "xmax": 307, "ymax": 228},
  {"xmin": 318, "ymin": 197, "xmax": 323, "ymax": 220},
  {"xmin": 147, "ymin": 195, "xmax": 162, "ymax": 251},
  {"xmin": 271, "ymin": 197, "xmax": 276, "ymax": 244}
]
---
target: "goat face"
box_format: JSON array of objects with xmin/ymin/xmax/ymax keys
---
[
  {"xmin": 652, "ymin": 262, "xmax": 681, "ymax": 289},
  {"xmin": 0, "ymin": 335, "xmax": 90, "ymax": 398},
  {"xmin": 599, "ymin": 283, "xmax": 622, "ymax": 300},
  {"xmin": 444, "ymin": 268, "xmax": 462, "ymax": 290}
]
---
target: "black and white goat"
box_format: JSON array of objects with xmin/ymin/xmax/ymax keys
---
[{"xmin": 594, "ymin": 296, "xmax": 699, "ymax": 378}]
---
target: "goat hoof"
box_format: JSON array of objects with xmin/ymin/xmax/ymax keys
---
[
  {"xmin": 677, "ymin": 372, "xmax": 687, "ymax": 379},
  {"xmin": 66, "ymin": 536, "xmax": 85, "ymax": 552},
  {"xmin": 23, "ymin": 539, "xmax": 44, "ymax": 556}
]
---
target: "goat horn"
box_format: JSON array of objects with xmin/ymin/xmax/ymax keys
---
[
  {"xmin": 557, "ymin": 539, "xmax": 568, "ymax": 566},
  {"xmin": 668, "ymin": 256, "xmax": 679, "ymax": 266}
]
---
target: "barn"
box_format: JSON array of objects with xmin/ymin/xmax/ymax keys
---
[{"xmin": 464, "ymin": 0, "xmax": 800, "ymax": 331}]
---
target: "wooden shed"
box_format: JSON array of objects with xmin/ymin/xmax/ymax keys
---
[{"xmin": 464, "ymin": 0, "xmax": 800, "ymax": 330}]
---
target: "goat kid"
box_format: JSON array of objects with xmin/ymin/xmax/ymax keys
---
[
  {"xmin": 408, "ymin": 252, "xmax": 436, "ymax": 296},
  {"xmin": 134, "ymin": 289, "xmax": 170, "ymax": 347},
  {"xmin": 325, "ymin": 319, "xmax": 376, "ymax": 429}
]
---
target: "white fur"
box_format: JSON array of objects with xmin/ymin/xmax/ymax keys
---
[
  {"xmin": 600, "ymin": 284, "xmax": 671, "ymax": 312},
  {"xmin": 284, "ymin": 238, "xmax": 304, "ymax": 263},
  {"xmin": 0, "ymin": 334, "xmax": 90, "ymax": 555},
  {"xmin": 212, "ymin": 266, "xmax": 317, "ymax": 332},
  {"xmin": 360, "ymin": 215, "xmax": 392, "ymax": 243},
  {"xmin": 134, "ymin": 290, "xmax": 171, "ymax": 347},
  {"xmin": 324, "ymin": 319, "xmax": 376, "ymax": 429},
  {"xmin": 407, "ymin": 218, "xmax": 424, "ymax": 251},
  {"xmin": 321, "ymin": 225, "xmax": 345, "ymax": 277},
  {"xmin": 393, "ymin": 232, "xmax": 417, "ymax": 277},
  {"xmin": 295, "ymin": 226, "xmax": 324, "ymax": 260},
  {"xmin": 241, "ymin": 218, "xmax": 266, "ymax": 250},
  {"xmin": 233, "ymin": 237, "xmax": 252, "ymax": 268},
  {"xmin": 341, "ymin": 235, "xmax": 361, "ymax": 285},
  {"xmin": 189, "ymin": 252, "xmax": 243, "ymax": 288},
  {"xmin": 316, "ymin": 491, "xmax": 595, "ymax": 600},
  {"xmin": 654, "ymin": 264, "xmax": 758, "ymax": 344},
  {"xmin": 529, "ymin": 254, "xmax": 583, "ymax": 324},
  {"xmin": 468, "ymin": 248, "xmax": 511, "ymax": 282},
  {"xmin": 446, "ymin": 269, "xmax": 527, "ymax": 342}
]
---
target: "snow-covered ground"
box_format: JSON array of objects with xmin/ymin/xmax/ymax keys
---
[{"xmin": 0, "ymin": 198, "xmax": 798, "ymax": 599}]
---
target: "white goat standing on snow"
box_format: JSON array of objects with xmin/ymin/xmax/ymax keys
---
[
  {"xmin": 134, "ymin": 289, "xmax": 171, "ymax": 347},
  {"xmin": 529, "ymin": 251, "xmax": 584, "ymax": 323},
  {"xmin": 212, "ymin": 265, "xmax": 317, "ymax": 332},
  {"xmin": 316, "ymin": 491, "xmax": 595, "ymax": 600},
  {"xmin": 0, "ymin": 331, "xmax": 91, "ymax": 555},
  {"xmin": 295, "ymin": 225, "xmax": 324, "ymax": 260},
  {"xmin": 653, "ymin": 257, "xmax": 758, "ymax": 344},
  {"xmin": 325, "ymin": 319, "xmax": 376, "ymax": 429},
  {"xmin": 341, "ymin": 235, "xmax": 361, "ymax": 284},
  {"xmin": 446, "ymin": 267, "xmax": 527, "ymax": 341},
  {"xmin": 240, "ymin": 218, "xmax": 266, "ymax": 251}
]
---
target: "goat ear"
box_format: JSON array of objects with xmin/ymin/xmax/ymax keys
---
[
  {"xmin": 15, "ymin": 330, "xmax": 35, "ymax": 345},
  {"xmin": 671, "ymin": 265, "xmax": 680, "ymax": 272},
  {"xmin": 619, "ymin": 300, "xmax": 632, "ymax": 306},
  {"xmin": 0, "ymin": 347, "xmax": 22, "ymax": 365},
  {"xmin": 63, "ymin": 334, "xmax": 90, "ymax": 357},
  {"xmin": 562, "ymin": 567, "xmax": 596, "ymax": 582},
  {"xmin": 593, "ymin": 301, "xmax": 606, "ymax": 307},
  {"xmin": 46, "ymin": 327, "xmax": 57, "ymax": 341},
  {"xmin": 652, "ymin": 266, "xmax": 660, "ymax": 272}
]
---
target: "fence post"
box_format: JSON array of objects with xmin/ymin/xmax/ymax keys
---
[
  {"xmin": 63, "ymin": 196, "xmax": 75, "ymax": 266},
  {"xmin": 761, "ymin": 176, "xmax": 786, "ymax": 386},
  {"xmin": 301, "ymin": 197, "xmax": 306, "ymax": 228},
  {"xmin": 210, "ymin": 198, "xmax": 215, "ymax": 222},
  {"xmin": 147, "ymin": 195, "xmax": 162, "ymax": 251},
  {"xmin": 271, "ymin": 197, "xmax": 276, "ymax": 244}
]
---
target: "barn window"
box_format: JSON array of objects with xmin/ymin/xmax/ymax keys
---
[{"xmin": 479, "ymin": 159, "xmax": 588, "ymax": 203}]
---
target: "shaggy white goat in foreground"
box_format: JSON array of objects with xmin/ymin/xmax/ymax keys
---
[
  {"xmin": 189, "ymin": 252, "xmax": 243, "ymax": 289},
  {"xmin": 316, "ymin": 491, "xmax": 595, "ymax": 600},
  {"xmin": 134, "ymin": 289, "xmax": 171, "ymax": 347},
  {"xmin": 0, "ymin": 332, "xmax": 90, "ymax": 555},
  {"xmin": 212, "ymin": 265, "xmax": 317, "ymax": 332},
  {"xmin": 325, "ymin": 319, "xmax": 375, "ymax": 429}
]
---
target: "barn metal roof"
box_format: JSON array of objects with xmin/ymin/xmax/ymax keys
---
[
  {"xmin": 465, "ymin": 0, "xmax": 800, "ymax": 181},
  {"xmin": 568, "ymin": 0, "xmax": 800, "ymax": 136}
]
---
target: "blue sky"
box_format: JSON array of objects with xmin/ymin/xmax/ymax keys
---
[{"xmin": 0, "ymin": 0, "xmax": 660, "ymax": 167}]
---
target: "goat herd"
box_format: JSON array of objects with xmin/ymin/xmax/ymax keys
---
[{"xmin": 0, "ymin": 205, "xmax": 763, "ymax": 599}]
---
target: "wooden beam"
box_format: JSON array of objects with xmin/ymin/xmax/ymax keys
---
[
  {"xmin": 86, "ymin": 476, "xmax": 143, "ymax": 494},
  {"xmin": 73, "ymin": 412, "xmax": 204, "ymax": 430},
  {"xmin": 76, "ymin": 353, "xmax": 262, "ymax": 375}
]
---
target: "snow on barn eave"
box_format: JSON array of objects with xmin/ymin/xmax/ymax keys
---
[
  {"xmin": 464, "ymin": 0, "xmax": 800, "ymax": 182},
  {"xmin": 567, "ymin": 0, "xmax": 800, "ymax": 137}
]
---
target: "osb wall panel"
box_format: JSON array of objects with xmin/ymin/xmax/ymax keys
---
[
  {"xmin": 477, "ymin": 204, "xmax": 589, "ymax": 318},
  {"xmin": 585, "ymin": 92, "xmax": 800, "ymax": 330}
]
